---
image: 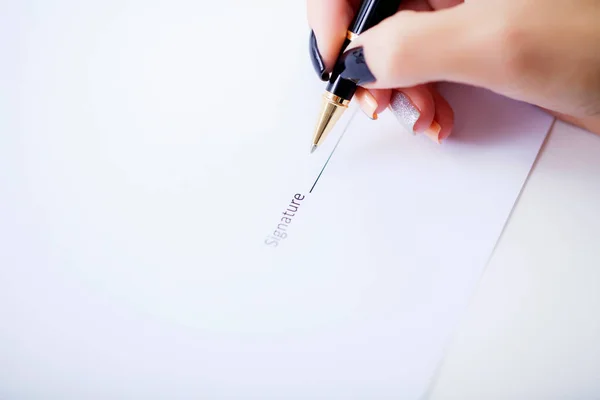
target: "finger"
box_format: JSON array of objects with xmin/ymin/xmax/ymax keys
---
[
  {"xmin": 335, "ymin": 5, "xmax": 482, "ymax": 89},
  {"xmin": 307, "ymin": 0, "xmax": 360, "ymax": 71},
  {"xmin": 355, "ymin": 88, "xmax": 392, "ymax": 119},
  {"xmin": 371, "ymin": 89, "xmax": 393, "ymax": 114},
  {"xmin": 308, "ymin": 0, "xmax": 464, "ymax": 79},
  {"xmin": 388, "ymin": 85, "xmax": 436, "ymax": 134},
  {"xmin": 430, "ymin": 86, "xmax": 455, "ymax": 142}
]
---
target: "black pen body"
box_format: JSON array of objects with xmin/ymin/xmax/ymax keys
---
[{"xmin": 326, "ymin": 0, "xmax": 402, "ymax": 101}]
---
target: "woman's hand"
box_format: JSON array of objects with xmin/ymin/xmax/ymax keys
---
[{"xmin": 308, "ymin": 0, "xmax": 600, "ymax": 142}]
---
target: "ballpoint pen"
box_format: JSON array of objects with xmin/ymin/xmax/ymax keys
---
[{"xmin": 311, "ymin": 0, "xmax": 403, "ymax": 153}]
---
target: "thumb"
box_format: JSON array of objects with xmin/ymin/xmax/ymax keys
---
[{"xmin": 336, "ymin": 5, "xmax": 483, "ymax": 89}]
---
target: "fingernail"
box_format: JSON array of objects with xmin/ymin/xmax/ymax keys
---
[
  {"xmin": 309, "ymin": 30, "xmax": 329, "ymax": 81},
  {"xmin": 423, "ymin": 121, "xmax": 442, "ymax": 144},
  {"xmin": 389, "ymin": 91, "xmax": 420, "ymax": 135},
  {"xmin": 336, "ymin": 46, "xmax": 375, "ymax": 85},
  {"xmin": 356, "ymin": 89, "xmax": 378, "ymax": 120}
]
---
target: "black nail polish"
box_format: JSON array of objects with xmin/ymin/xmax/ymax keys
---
[
  {"xmin": 337, "ymin": 47, "xmax": 375, "ymax": 85},
  {"xmin": 309, "ymin": 30, "xmax": 329, "ymax": 82}
]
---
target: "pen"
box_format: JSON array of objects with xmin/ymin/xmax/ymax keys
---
[{"xmin": 311, "ymin": 0, "xmax": 403, "ymax": 153}]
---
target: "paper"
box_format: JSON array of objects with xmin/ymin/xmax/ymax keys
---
[{"xmin": 0, "ymin": 1, "xmax": 553, "ymax": 399}]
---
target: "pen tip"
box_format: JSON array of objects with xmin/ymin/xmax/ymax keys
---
[{"xmin": 310, "ymin": 144, "xmax": 317, "ymax": 154}]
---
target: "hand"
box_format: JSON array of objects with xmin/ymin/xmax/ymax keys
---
[{"xmin": 308, "ymin": 0, "xmax": 600, "ymax": 141}]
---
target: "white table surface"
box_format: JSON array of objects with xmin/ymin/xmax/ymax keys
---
[{"xmin": 429, "ymin": 120, "xmax": 600, "ymax": 399}]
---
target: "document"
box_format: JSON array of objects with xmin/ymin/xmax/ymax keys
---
[{"xmin": 0, "ymin": 1, "xmax": 554, "ymax": 399}]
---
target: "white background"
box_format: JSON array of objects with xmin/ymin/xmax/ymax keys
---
[{"xmin": 2, "ymin": 1, "xmax": 600, "ymax": 398}]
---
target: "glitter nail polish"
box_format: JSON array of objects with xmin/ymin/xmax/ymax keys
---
[{"xmin": 389, "ymin": 91, "xmax": 420, "ymax": 134}]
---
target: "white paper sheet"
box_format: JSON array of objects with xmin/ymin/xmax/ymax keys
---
[{"xmin": 0, "ymin": 1, "xmax": 553, "ymax": 399}]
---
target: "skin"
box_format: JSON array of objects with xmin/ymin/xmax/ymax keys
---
[{"xmin": 308, "ymin": 0, "xmax": 600, "ymax": 139}]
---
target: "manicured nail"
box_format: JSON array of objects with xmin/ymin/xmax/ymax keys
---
[
  {"xmin": 389, "ymin": 91, "xmax": 420, "ymax": 135},
  {"xmin": 423, "ymin": 121, "xmax": 442, "ymax": 144},
  {"xmin": 336, "ymin": 46, "xmax": 375, "ymax": 85},
  {"xmin": 309, "ymin": 30, "xmax": 329, "ymax": 81},
  {"xmin": 356, "ymin": 89, "xmax": 378, "ymax": 120},
  {"xmin": 389, "ymin": 91, "xmax": 443, "ymax": 143}
]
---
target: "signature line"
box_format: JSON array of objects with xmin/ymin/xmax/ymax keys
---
[{"xmin": 309, "ymin": 110, "xmax": 357, "ymax": 194}]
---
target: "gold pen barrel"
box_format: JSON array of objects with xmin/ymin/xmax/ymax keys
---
[{"xmin": 311, "ymin": 91, "xmax": 350, "ymax": 150}]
